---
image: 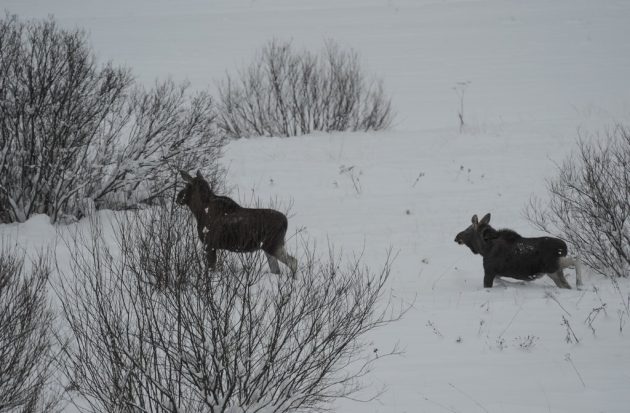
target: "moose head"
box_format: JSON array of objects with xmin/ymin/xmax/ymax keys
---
[
  {"xmin": 177, "ymin": 169, "xmax": 214, "ymax": 208},
  {"xmin": 454, "ymin": 213, "xmax": 492, "ymax": 255}
]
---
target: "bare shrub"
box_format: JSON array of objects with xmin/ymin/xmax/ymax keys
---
[
  {"xmin": 87, "ymin": 80, "xmax": 224, "ymax": 215},
  {"xmin": 0, "ymin": 14, "xmax": 129, "ymax": 223},
  {"xmin": 217, "ymin": 40, "xmax": 394, "ymax": 138},
  {"xmin": 56, "ymin": 205, "xmax": 401, "ymax": 412},
  {"xmin": 0, "ymin": 14, "xmax": 224, "ymax": 224},
  {"xmin": 453, "ymin": 81, "xmax": 470, "ymax": 133},
  {"xmin": 0, "ymin": 245, "xmax": 59, "ymax": 412},
  {"xmin": 526, "ymin": 125, "xmax": 630, "ymax": 279}
]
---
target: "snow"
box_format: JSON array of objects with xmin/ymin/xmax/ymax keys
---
[{"xmin": 1, "ymin": 0, "xmax": 629, "ymax": 412}]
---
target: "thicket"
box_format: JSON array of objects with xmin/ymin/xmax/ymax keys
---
[
  {"xmin": 0, "ymin": 246, "xmax": 59, "ymax": 412},
  {"xmin": 527, "ymin": 124, "xmax": 630, "ymax": 279},
  {"xmin": 0, "ymin": 14, "xmax": 224, "ymax": 224},
  {"xmin": 217, "ymin": 40, "xmax": 394, "ymax": 138},
  {"xmin": 0, "ymin": 15, "xmax": 396, "ymax": 224},
  {"xmin": 56, "ymin": 206, "xmax": 401, "ymax": 412},
  {"xmin": 1, "ymin": 15, "xmax": 401, "ymax": 411}
]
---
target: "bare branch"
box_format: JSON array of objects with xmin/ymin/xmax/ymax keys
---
[
  {"xmin": 56, "ymin": 204, "xmax": 403, "ymax": 412},
  {"xmin": 217, "ymin": 39, "xmax": 394, "ymax": 138},
  {"xmin": 526, "ymin": 124, "xmax": 630, "ymax": 279}
]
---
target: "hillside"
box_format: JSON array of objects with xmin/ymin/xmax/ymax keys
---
[{"xmin": 1, "ymin": 0, "xmax": 629, "ymax": 412}]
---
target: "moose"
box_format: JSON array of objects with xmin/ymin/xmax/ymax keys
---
[
  {"xmin": 455, "ymin": 213, "xmax": 582, "ymax": 289},
  {"xmin": 177, "ymin": 170, "xmax": 298, "ymax": 276}
]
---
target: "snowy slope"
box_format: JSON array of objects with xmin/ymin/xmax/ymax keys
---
[
  {"xmin": 2, "ymin": 0, "xmax": 630, "ymax": 412},
  {"xmin": 222, "ymin": 127, "xmax": 630, "ymax": 413}
]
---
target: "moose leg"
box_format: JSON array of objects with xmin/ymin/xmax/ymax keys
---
[
  {"xmin": 265, "ymin": 253, "xmax": 281, "ymax": 275},
  {"xmin": 558, "ymin": 256, "xmax": 583, "ymax": 288},
  {"xmin": 483, "ymin": 270, "xmax": 495, "ymax": 288},
  {"xmin": 273, "ymin": 246, "xmax": 298, "ymax": 276},
  {"xmin": 574, "ymin": 259, "xmax": 583, "ymax": 288},
  {"xmin": 205, "ymin": 247, "xmax": 217, "ymax": 270},
  {"xmin": 547, "ymin": 269, "xmax": 571, "ymax": 289}
]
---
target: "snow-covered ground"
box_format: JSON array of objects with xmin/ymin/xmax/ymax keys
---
[{"xmin": 2, "ymin": 0, "xmax": 629, "ymax": 412}]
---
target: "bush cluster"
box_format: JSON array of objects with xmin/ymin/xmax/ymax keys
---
[
  {"xmin": 217, "ymin": 40, "xmax": 394, "ymax": 138},
  {"xmin": 0, "ymin": 16, "xmax": 395, "ymax": 224},
  {"xmin": 55, "ymin": 205, "xmax": 399, "ymax": 412},
  {"xmin": 0, "ymin": 246, "xmax": 59, "ymax": 412},
  {"xmin": 0, "ymin": 14, "xmax": 400, "ymax": 412},
  {"xmin": 0, "ymin": 14, "xmax": 224, "ymax": 224},
  {"xmin": 527, "ymin": 125, "xmax": 630, "ymax": 278}
]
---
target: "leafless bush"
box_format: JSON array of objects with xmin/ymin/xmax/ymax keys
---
[
  {"xmin": 217, "ymin": 40, "xmax": 394, "ymax": 138},
  {"xmin": 0, "ymin": 14, "xmax": 224, "ymax": 224},
  {"xmin": 338, "ymin": 164, "xmax": 362, "ymax": 195},
  {"xmin": 87, "ymin": 80, "xmax": 224, "ymax": 215},
  {"xmin": 56, "ymin": 205, "xmax": 401, "ymax": 412},
  {"xmin": 514, "ymin": 335, "xmax": 539, "ymax": 351},
  {"xmin": 561, "ymin": 316, "xmax": 580, "ymax": 344},
  {"xmin": 527, "ymin": 125, "xmax": 630, "ymax": 279},
  {"xmin": 585, "ymin": 304, "xmax": 607, "ymax": 336},
  {"xmin": 0, "ymin": 245, "xmax": 59, "ymax": 412}
]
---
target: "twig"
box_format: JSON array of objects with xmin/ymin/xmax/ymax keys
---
[
  {"xmin": 420, "ymin": 394, "xmax": 460, "ymax": 413},
  {"xmin": 564, "ymin": 353, "xmax": 586, "ymax": 387},
  {"xmin": 426, "ymin": 320, "xmax": 443, "ymax": 338},
  {"xmin": 453, "ymin": 81, "xmax": 470, "ymax": 133},
  {"xmin": 611, "ymin": 277, "xmax": 630, "ymax": 317},
  {"xmin": 545, "ymin": 291, "xmax": 571, "ymax": 316},
  {"xmin": 432, "ymin": 258, "xmax": 462, "ymax": 290},
  {"xmin": 584, "ymin": 304, "xmax": 606, "ymax": 335},
  {"xmin": 448, "ymin": 382, "xmax": 490, "ymax": 413},
  {"xmin": 498, "ymin": 306, "xmax": 522, "ymax": 338},
  {"xmin": 412, "ymin": 172, "xmax": 425, "ymax": 188},
  {"xmin": 562, "ymin": 316, "xmax": 580, "ymax": 344},
  {"xmin": 538, "ymin": 383, "xmax": 552, "ymax": 413}
]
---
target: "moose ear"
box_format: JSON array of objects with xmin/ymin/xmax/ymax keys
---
[
  {"xmin": 471, "ymin": 214, "xmax": 479, "ymax": 229},
  {"xmin": 196, "ymin": 169, "xmax": 205, "ymax": 180},
  {"xmin": 480, "ymin": 213, "xmax": 491, "ymax": 225},
  {"xmin": 179, "ymin": 170, "xmax": 193, "ymax": 182}
]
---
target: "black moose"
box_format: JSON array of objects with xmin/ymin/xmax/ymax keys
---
[
  {"xmin": 455, "ymin": 213, "xmax": 583, "ymax": 289},
  {"xmin": 177, "ymin": 170, "xmax": 297, "ymax": 276}
]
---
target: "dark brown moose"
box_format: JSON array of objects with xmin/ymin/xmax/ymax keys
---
[
  {"xmin": 455, "ymin": 213, "xmax": 583, "ymax": 289},
  {"xmin": 177, "ymin": 170, "xmax": 297, "ymax": 276}
]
